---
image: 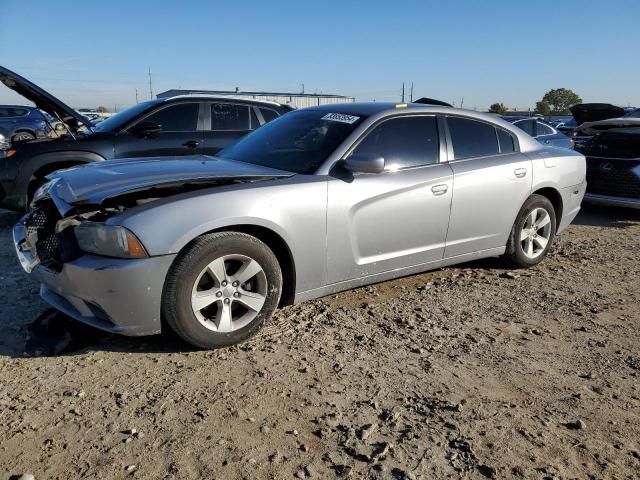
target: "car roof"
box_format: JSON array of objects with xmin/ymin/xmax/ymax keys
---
[
  {"xmin": 0, "ymin": 104, "xmax": 37, "ymax": 109},
  {"xmin": 161, "ymin": 94, "xmax": 289, "ymax": 109},
  {"xmin": 301, "ymin": 102, "xmax": 457, "ymax": 116}
]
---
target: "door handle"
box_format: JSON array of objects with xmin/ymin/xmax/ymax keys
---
[
  {"xmin": 182, "ymin": 140, "xmax": 199, "ymax": 148},
  {"xmin": 431, "ymin": 184, "xmax": 448, "ymax": 195},
  {"xmin": 514, "ymin": 168, "xmax": 527, "ymax": 178}
]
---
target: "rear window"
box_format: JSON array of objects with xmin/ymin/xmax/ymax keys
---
[
  {"xmin": 259, "ymin": 108, "xmax": 279, "ymax": 123},
  {"xmin": 537, "ymin": 122, "xmax": 554, "ymax": 135},
  {"xmin": 448, "ymin": 117, "xmax": 499, "ymax": 159},
  {"xmin": 514, "ymin": 119, "xmax": 535, "ymax": 136},
  {"xmin": 212, "ymin": 103, "xmax": 250, "ymax": 131}
]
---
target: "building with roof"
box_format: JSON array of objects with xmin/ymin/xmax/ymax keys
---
[{"xmin": 156, "ymin": 89, "xmax": 354, "ymax": 109}]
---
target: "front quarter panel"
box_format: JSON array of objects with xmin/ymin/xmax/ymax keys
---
[{"xmin": 114, "ymin": 175, "xmax": 328, "ymax": 293}]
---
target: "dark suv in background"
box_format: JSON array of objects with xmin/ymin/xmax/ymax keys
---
[
  {"xmin": 0, "ymin": 66, "xmax": 293, "ymax": 210},
  {"xmin": 0, "ymin": 105, "xmax": 53, "ymax": 142}
]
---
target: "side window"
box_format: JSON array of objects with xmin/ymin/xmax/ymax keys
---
[
  {"xmin": 11, "ymin": 108, "xmax": 29, "ymax": 117},
  {"xmin": 211, "ymin": 103, "xmax": 250, "ymax": 131},
  {"xmin": 142, "ymin": 103, "xmax": 199, "ymax": 132},
  {"xmin": 448, "ymin": 117, "xmax": 499, "ymax": 159},
  {"xmin": 351, "ymin": 116, "xmax": 439, "ymax": 169},
  {"xmin": 497, "ymin": 128, "xmax": 516, "ymax": 153},
  {"xmin": 537, "ymin": 122, "xmax": 553, "ymax": 136},
  {"xmin": 514, "ymin": 119, "xmax": 535, "ymax": 136},
  {"xmin": 259, "ymin": 108, "xmax": 279, "ymax": 124},
  {"xmin": 0, "ymin": 108, "xmax": 7, "ymax": 117}
]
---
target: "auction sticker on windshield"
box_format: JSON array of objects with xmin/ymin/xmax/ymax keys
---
[{"xmin": 321, "ymin": 113, "xmax": 360, "ymax": 124}]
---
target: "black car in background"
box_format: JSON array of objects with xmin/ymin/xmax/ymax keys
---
[
  {"xmin": 0, "ymin": 66, "xmax": 293, "ymax": 210},
  {"xmin": 571, "ymin": 104, "xmax": 640, "ymax": 209}
]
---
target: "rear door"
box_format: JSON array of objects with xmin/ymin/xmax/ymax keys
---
[
  {"xmin": 113, "ymin": 102, "xmax": 203, "ymax": 158},
  {"xmin": 326, "ymin": 114, "xmax": 453, "ymax": 283},
  {"xmin": 444, "ymin": 116, "xmax": 532, "ymax": 257}
]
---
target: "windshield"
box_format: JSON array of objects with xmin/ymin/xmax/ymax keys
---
[
  {"xmin": 92, "ymin": 100, "xmax": 159, "ymax": 132},
  {"xmin": 217, "ymin": 109, "xmax": 365, "ymax": 174}
]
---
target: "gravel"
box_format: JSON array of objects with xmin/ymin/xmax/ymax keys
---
[{"xmin": 0, "ymin": 205, "xmax": 639, "ymax": 479}]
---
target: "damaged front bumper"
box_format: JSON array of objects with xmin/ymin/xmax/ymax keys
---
[{"xmin": 13, "ymin": 219, "xmax": 176, "ymax": 336}]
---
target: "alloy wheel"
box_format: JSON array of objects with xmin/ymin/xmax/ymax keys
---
[
  {"xmin": 520, "ymin": 207, "xmax": 552, "ymax": 259},
  {"xmin": 191, "ymin": 254, "xmax": 267, "ymax": 332}
]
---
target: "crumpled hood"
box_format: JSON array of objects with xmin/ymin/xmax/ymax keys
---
[
  {"xmin": 42, "ymin": 155, "xmax": 294, "ymax": 211},
  {"xmin": 570, "ymin": 103, "xmax": 625, "ymax": 125}
]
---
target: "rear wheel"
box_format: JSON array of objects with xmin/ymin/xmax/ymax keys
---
[
  {"xmin": 504, "ymin": 194, "xmax": 556, "ymax": 268},
  {"xmin": 163, "ymin": 232, "xmax": 282, "ymax": 348},
  {"xmin": 12, "ymin": 131, "xmax": 36, "ymax": 142}
]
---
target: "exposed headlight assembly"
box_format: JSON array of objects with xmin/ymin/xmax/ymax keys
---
[
  {"xmin": 75, "ymin": 223, "xmax": 148, "ymax": 259},
  {"xmin": 32, "ymin": 178, "xmax": 58, "ymax": 204}
]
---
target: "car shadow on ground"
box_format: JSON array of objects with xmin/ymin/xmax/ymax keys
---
[
  {"xmin": 0, "ymin": 309, "xmax": 201, "ymax": 359},
  {"xmin": 574, "ymin": 203, "xmax": 640, "ymax": 228}
]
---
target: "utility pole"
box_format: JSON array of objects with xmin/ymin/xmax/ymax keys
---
[
  {"xmin": 135, "ymin": 88, "xmax": 139, "ymax": 104},
  {"xmin": 401, "ymin": 82, "xmax": 405, "ymax": 102},
  {"xmin": 148, "ymin": 67, "xmax": 153, "ymax": 100},
  {"xmin": 460, "ymin": 97, "xmax": 464, "ymax": 108},
  {"xmin": 410, "ymin": 82, "xmax": 414, "ymax": 102},
  {"xmin": 301, "ymin": 83, "xmax": 305, "ymax": 94}
]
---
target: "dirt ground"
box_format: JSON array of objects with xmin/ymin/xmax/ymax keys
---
[{"xmin": 0, "ymin": 205, "xmax": 638, "ymax": 480}]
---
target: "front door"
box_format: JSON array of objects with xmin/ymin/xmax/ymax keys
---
[
  {"xmin": 114, "ymin": 102, "xmax": 204, "ymax": 158},
  {"xmin": 326, "ymin": 115, "xmax": 453, "ymax": 284}
]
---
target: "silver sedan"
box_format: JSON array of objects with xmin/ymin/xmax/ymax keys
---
[{"xmin": 14, "ymin": 102, "xmax": 587, "ymax": 348}]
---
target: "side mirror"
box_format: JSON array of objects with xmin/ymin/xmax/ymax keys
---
[
  {"xmin": 344, "ymin": 153, "xmax": 385, "ymax": 174},
  {"xmin": 131, "ymin": 121, "xmax": 162, "ymax": 137}
]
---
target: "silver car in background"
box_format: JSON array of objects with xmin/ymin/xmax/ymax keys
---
[{"xmin": 14, "ymin": 102, "xmax": 587, "ymax": 348}]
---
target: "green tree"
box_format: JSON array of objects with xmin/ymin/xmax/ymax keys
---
[
  {"xmin": 540, "ymin": 88, "xmax": 582, "ymax": 115},
  {"xmin": 488, "ymin": 102, "xmax": 509, "ymax": 115},
  {"xmin": 535, "ymin": 100, "xmax": 551, "ymax": 116}
]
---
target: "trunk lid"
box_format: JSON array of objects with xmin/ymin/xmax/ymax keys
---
[{"xmin": 570, "ymin": 103, "xmax": 625, "ymax": 125}]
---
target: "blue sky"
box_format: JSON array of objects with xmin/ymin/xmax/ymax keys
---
[{"xmin": 1, "ymin": 0, "xmax": 638, "ymax": 111}]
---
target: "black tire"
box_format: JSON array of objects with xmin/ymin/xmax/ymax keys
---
[
  {"xmin": 12, "ymin": 131, "xmax": 36, "ymax": 142},
  {"xmin": 27, "ymin": 176, "xmax": 46, "ymax": 209},
  {"xmin": 503, "ymin": 194, "xmax": 557, "ymax": 268},
  {"xmin": 162, "ymin": 232, "xmax": 282, "ymax": 348}
]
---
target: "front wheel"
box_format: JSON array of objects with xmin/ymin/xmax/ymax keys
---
[
  {"xmin": 162, "ymin": 232, "xmax": 282, "ymax": 348},
  {"xmin": 504, "ymin": 194, "xmax": 556, "ymax": 268}
]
